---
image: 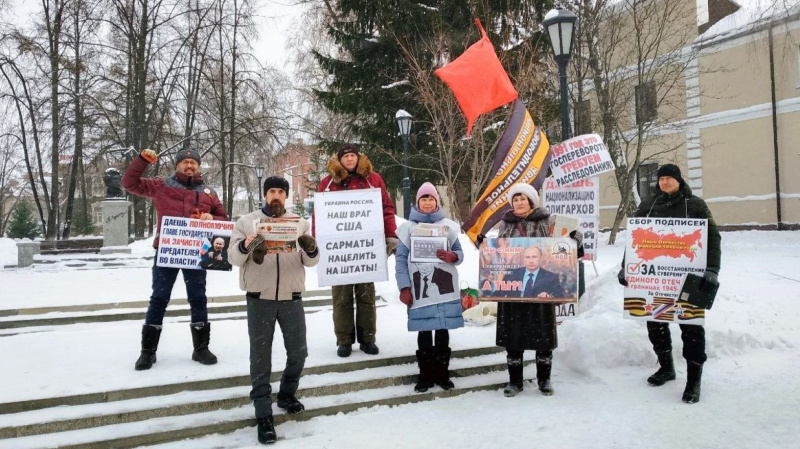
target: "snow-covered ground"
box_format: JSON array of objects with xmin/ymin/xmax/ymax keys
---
[{"xmin": 1, "ymin": 230, "xmax": 799, "ymax": 448}]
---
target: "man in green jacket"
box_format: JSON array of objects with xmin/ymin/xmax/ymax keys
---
[{"xmin": 618, "ymin": 164, "xmax": 721, "ymax": 404}]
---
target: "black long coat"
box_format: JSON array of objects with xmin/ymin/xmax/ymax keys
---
[{"xmin": 494, "ymin": 208, "xmax": 558, "ymax": 351}]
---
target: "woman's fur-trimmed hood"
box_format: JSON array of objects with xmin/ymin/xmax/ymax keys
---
[{"xmin": 326, "ymin": 153, "xmax": 374, "ymax": 184}]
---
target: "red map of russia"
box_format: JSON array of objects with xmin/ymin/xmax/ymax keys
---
[{"xmin": 630, "ymin": 228, "xmax": 703, "ymax": 262}]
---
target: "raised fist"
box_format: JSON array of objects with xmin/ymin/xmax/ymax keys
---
[{"xmin": 141, "ymin": 149, "xmax": 158, "ymax": 164}]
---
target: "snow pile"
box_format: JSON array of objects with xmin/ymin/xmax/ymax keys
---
[
  {"xmin": 0, "ymin": 237, "xmax": 18, "ymax": 267},
  {"xmin": 129, "ymin": 236, "xmax": 156, "ymax": 256}
]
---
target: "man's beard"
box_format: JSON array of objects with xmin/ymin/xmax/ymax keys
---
[{"xmin": 268, "ymin": 199, "xmax": 285, "ymax": 217}]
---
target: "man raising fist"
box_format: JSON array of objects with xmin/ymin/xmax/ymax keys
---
[{"xmin": 123, "ymin": 147, "xmax": 227, "ymax": 371}]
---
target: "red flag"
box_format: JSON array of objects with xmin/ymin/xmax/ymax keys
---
[{"xmin": 434, "ymin": 19, "xmax": 518, "ymax": 137}]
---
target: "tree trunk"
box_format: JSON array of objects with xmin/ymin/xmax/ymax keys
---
[{"xmin": 45, "ymin": 0, "xmax": 64, "ymax": 240}]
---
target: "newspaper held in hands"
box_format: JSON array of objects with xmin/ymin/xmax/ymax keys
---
[
  {"xmin": 551, "ymin": 215, "xmax": 581, "ymax": 238},
  {"xmin": 254, "ymin": 217, "xmax": 301, "ymax": 254},
  {"xmin": 254, "ymin": 218, "xmax": 301, "ymax": 241},
  {"xmin": 411, "ymin": 223, "xmax": 447, "ymax": 237}
]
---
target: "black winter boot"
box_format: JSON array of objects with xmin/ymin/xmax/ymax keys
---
[
  {"xmin": 190, "ymin": 322, "xmax": 218, "ymax": 365},
  {"xmin": 682, "ymin": 362, "xmax": 703, "ymax": 404},
  {"xmin": 256, "ymin": 416, "xmax": 277, "ymax": 444},
  {"xmin": 135, "ymin": 324, "xmax": 162, "ymax": 371},
  {"xmin": 359, "ymin": 342, "xmax": 380, "ymax": 355},
  {"xmin": 434, "ymin": 347, "xmax": 454, "ymax": 390},
  {"xmin": 648, "ymin": 351, "xmax": 676, "ymax": 386},
  {"xmin": 503, "ymin": 355, "xmax": 524, "ymax": 397},
  {"xmin": 337, "ymin": 344, "xmax": 352, "ymax": 357},
  {"xmin": 536, "ymin": 353, "xmax": 554, "ymax": 396},
  {"xmin": 414, "ymin": 349, "xmax": 436, "ymax": 393},
  {"xmin": 276, "ymin": 392, "xmax": 305, "ymax": 414}
]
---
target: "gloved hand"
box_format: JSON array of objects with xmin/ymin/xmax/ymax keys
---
[
  {"xmin": 399, "ymin": 287, "xmax": 413, "ymax": 307},
  {"xmin": 436, "ymin": 249, "xmax": 458, "ymax": 264},
  {"xmin": 569, "ymin": 230, "xmax": 585, "ymax": 259},
  {"xmin": 247, "ymin": 235, "xmax": 266, "ymax": 264},
  {"xmin": 703, "ymin": 271, "xmax": 718, "ymax": 285},
  {"xmin": 140, "ymin": 148, "xmax": 158, "ymax": 164},
  {"xmin": 475, "ymin": 233, "xmax": 486, "ymax": 247},
  {"xmin": 617, "ymin": 269, "xmax": 628, "ymax": 287},
  {"xmin": 297, "ymin": 235, "xmax": 317, "ymax": 253},
  {"xmin": 386, "ymin": 237, "xmax": 398, "ymax": 257}
]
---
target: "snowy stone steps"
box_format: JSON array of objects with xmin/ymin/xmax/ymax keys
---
[
  {"xmin": 0, "ymin": 290, "xmax": 333, "ymax": 318},
  {"xmin": 0, "ymin": 293, "xmax": 340, "ymax": 330},
  {"xmin": 0, "ymin": 346, "xmax": 504, "ymax": 415},
  {"xmin": 0, "ymin": 353, "xmax": 520, "ymax": 441},
  {"xmin": 0, "ymin": 364, "xmax": 516, "ymax": 449}
]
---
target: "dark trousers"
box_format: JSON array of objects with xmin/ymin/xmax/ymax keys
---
[
  {"xmin": 145, "ymin": 263, "xmax": 208, "ymax": 325},
  {"xmin": 418, "ymin": 329, "xmax": 449, "ymax": 350},
  {"xmin": 247, "ymin": 298, "xmax": 308, "ymax": 419},
  {"xmin": 332, "ymin": 283, "xmax": 376, "ymax": 345},
  {"xmin": 647, "ymin": 322, "xmax": 707, "ymax": 364}
]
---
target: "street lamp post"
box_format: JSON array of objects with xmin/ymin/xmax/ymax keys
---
[
  {"xmin": 255, "ymin": 165, "xmax": 264, "ymax": 208},
  {"xmin": 542, "ymin": 7, "xmax": 578, "ymax": 141},
  {"xmin": 543, "ymin": 7, "xmax": 584, "ymax": 297},
  {"xmin": 396, "ymin": 110, "xmax": 413, "ymax": 219}
]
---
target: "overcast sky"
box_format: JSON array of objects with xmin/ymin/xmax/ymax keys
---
[{"xmin": 9, "ymin": 0, "xmax": 305, "ymax": 72}]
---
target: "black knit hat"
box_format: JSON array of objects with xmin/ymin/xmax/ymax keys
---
[
  {"xmin": 337, "ymin": 144, "xmax": 359, "ymax": 161},
  {"xmin": 263, "ymin": 176, "xmax": 289, "ymax": 195},
  {"xmin": 656, "ymin": 164, "xmax": 684, "ymax": 185},
  {"xmin": 175, "ymin": 148, "xmax": 201, "ymax": 165}
]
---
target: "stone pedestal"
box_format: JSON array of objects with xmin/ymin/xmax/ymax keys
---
[
  {"xmin": 102, "ymin": 200, "xmax": 132, "ymax": 254},
  {"xmin": 16, "ymin": 241, "xmax": 41, "ymax": 268}
]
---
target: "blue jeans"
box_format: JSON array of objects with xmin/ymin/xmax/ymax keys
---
[{"xmin": 145, "ymin": 261, "xmax": 208, "ymax": 325}]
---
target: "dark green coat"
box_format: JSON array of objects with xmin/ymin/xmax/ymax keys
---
[{"xmin": 634, "ymin": 183, "xmax": 721, "ymax": 273}]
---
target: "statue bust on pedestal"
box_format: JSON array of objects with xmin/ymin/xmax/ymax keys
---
[{"xmin": 104, "ymin": 168, "xmax": 124, "ymax": 199}]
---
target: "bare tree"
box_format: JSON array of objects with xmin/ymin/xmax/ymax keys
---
[{"xmin": 577, "ymin": 0, "xmax": 710, "ymax": 243}]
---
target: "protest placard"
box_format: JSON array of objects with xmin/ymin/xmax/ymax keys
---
[
  {"xmin": 556, "ymin": 303, "xmax": 578, "ymax": 323},
  {"xmin": 549, "ymin": 134, "xmax": 615, "ymax": 187},
  {"xmin": 543, "ymin": 176, "xmax": 599, "ymax": 260},
  {"xmin": 156, "ymin": 216, "xmax": 234, "ymax": 271},
  {"xmin": 314, "ymin": 189, "xmax": 387, "ymax": 287},
  {"xmin": 478, "ymin": 237, "xmax": 579, "ymax": 303},
  {"xmin": 623, "ymin": 217, "xmax": 708, "ymax": 325}
]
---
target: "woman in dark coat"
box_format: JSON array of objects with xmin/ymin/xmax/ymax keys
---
[{"xmin": 482, "ymin": 183, "xmax": 581, "ymax": 397}]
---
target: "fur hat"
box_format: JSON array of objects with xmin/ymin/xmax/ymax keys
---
[
  {"xmin": 337, "ymin": 144, "xmax": 359, "ymax": 161},
  {"xmin": 175, "ymin": 148, "xmax": 201, "ymax": 165},
  {"xmin": 507, "ymin": 183, "xmax": 540, "ymax": 208},
  {"xmin": 416, "ymin": 182, "xmax": 440, "ymax": 207},
  {"xmin": 657, "ymin": 164, "xmax": 684, "ymax": 186},
  {"xmin": 263, "ymin": 176, "xmax": 289, "ymax": 195}
]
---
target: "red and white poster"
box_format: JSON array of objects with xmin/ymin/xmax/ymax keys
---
[
  {"xmin": 549, "ymin": 134, "xmax": 615, "ymax": 187},
  {"xmin": 623, "ymin": 218, "xmax": 708, "ymax": 325}
]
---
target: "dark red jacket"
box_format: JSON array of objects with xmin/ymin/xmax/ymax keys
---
[
  {"xmin": 122, "ymin": 156, "xmax": 227, "ymax": 247},
  {"xmin": 314, "ymin": 153, "xmax": 397, "ymax": 238}
]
